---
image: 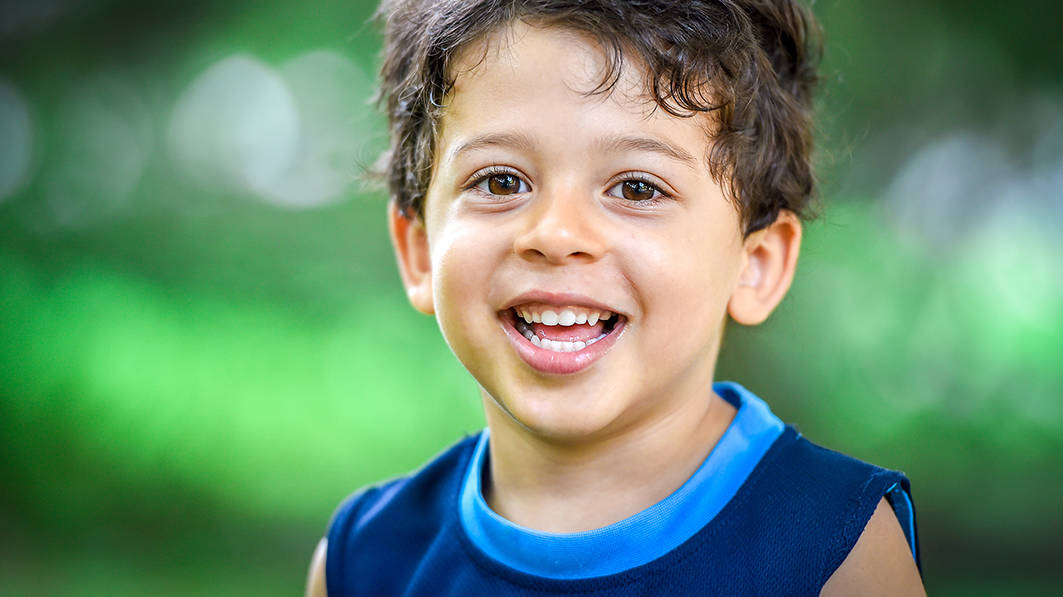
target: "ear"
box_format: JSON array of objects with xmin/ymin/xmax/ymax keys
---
[
  {"xmin": 388, "ymin": 201, "xmax": 434, "ymax": 315},
  {"xmin": 728, "ymin": 210, "xmax": 802, "ymax": 325}
]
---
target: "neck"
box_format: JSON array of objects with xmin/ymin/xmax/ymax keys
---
[{"xmin": 481, "ymin": 385, "xmax": 737, "ymax": 534}]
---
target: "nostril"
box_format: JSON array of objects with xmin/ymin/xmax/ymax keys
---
[
  {"xmin": 519, "ymin": 247, "xmax": 594, "ymax": 265},
  {"xmin": 517, "ymin": 246, "xmax": 549, "ymax": 262}
]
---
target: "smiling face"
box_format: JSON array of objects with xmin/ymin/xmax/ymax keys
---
[{"xmin": 391, "ymin": 22, "xmax": 797, "ymax": 443}]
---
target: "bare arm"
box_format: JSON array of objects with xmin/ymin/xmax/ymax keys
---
[
  {"xmin": 305, "ymin": 538, "xmax": 328, "ymax": 597},
  {"xmin": 820, "ymin": 498, "xmax": 925, "ymax": 596}
]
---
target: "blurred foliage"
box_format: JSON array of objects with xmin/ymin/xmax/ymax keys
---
[{"xmin": 1, "ymin": 0, "xmax": 1061, "ymax": 594}]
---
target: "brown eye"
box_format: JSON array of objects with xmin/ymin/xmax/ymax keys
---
[
  {"xmin": 487, "ymin": 174, "xmax": 522, "ymax": 195},
  {"xmin": 621, "ymin": 180, "xmax": 658, "ymax": 202}
]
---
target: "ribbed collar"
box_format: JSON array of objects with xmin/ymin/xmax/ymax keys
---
[{"xmin": 458, "ymin": 381, "xmax": 784, "ymax": 579}]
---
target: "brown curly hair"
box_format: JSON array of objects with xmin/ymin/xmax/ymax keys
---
[{"xmin": 375, "ymin": 0, "xmax": 821, "ymax": 234}]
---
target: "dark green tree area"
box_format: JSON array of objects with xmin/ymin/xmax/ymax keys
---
[{"xmin": 1, "ymin": 1, "xmax": 1060, "ymax": 594}]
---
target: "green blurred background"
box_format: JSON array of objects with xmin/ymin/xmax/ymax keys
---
[{"xmin": 1, "ymin": 0, "xmax": 1060, "ymax": 594}]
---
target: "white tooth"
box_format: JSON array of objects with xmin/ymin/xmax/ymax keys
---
[
  {"xmin": 600, "ymin": 311, "xmax": 613, "ymax": 320},
  {"xmin": 532, "ymin": 312, "xmax": 541, "ymax": 323},
  {"xmin": 522, "ymin": 329, "xmax": 534, "ymax": 340},
  {"xmin": 587, "ymin": 312, "xmax": 600, "ymax": 326},
  {"xmin": 562, "ymin": 341, "xmax": 574, "ymax": 352},
  {"xmin": 522, "ymin": 310, "xmax": 533, "ymax": 324},
  {"xmin": 575, "ymin": 312, "xmax": 588, "ymax": 324},
  {"xmin": 558, "ymin": 309, "xmax": 576, "ymax": 326},
  {"xmin": 530, "ymin": 335, "xmax": 542, "ymax": 347},
  {"xmin": 541, "ymin": 339, "xmax": 558, "ymax": 351},
  {"xmin": 573, "ymin": 340, "xmax": 586, "ymax": 351},
  {"xmin": 586, "ymin": 337, "xmax": 598, "ymax": 345},
  {"xmin": 541, "ymin": 310, "xmax": 559, "ymax": 325}
]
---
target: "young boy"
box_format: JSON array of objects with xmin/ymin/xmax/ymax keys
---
[{"xmin": 308, "ymin": 1, "xmax": 924, "ymax": 594}]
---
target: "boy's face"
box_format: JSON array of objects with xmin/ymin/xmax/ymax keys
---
[{"xmin": 394, "ymin": 23, "xmax": 787, "ymax": 441}]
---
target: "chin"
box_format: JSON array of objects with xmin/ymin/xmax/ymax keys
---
[{"xmin": 486, "ymin": 385, "xmax": 629, "ymax": 443}]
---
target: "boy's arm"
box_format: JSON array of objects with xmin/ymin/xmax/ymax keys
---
[
  {"xmin": 820, "ymin": 498, "xmax": 925, "ymax": 596},
  {"xmin": 304, "ymin": 538, "xmax": 327, "ymax": 597}
]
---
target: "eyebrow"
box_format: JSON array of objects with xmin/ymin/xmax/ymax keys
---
[
  {"xmin": 447, "ymin": 132, "xmax": 537, "ymax": 163},
  {"xmin": 594, "ymin": 134, "xmax": 699, "ymax": 168},
  {"xmin": 446, "ymin": 132, "xmax": 699, "ymax": 168}
]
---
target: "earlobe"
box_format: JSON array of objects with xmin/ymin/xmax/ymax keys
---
[
  {"xmin": 727, "ymin": 211, "xmax": 802, "ymax": 326},
  {"xmin": 388, "ymin": 202, "xmax": 435, "ymax": 315}
]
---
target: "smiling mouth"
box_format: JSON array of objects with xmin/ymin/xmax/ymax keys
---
[{"xmin": 506, "ymin": 305, "xmax": 622, "ymax": 353}]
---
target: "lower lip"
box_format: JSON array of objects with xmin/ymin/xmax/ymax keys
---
[{"xmin": 499, "ymin": 310, "xmax": 625, "ymax": 375}]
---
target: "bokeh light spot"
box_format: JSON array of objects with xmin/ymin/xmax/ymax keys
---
[
  {"xmin": 0, "ymin": 77, "xmax": 35, "ymax": 203},
  {"xmin": 41, "ymin": 74, "xmax": 151, "ymax": 228},
  {"xmin": 168, "ymin": 54, "xmax": 300, "ymax": 198},
  {"xmin": 884, "ymin": 132, "xmax": 1013, "ymax": 246},
  {"xmin": 258, "ymin": 50, "xmax": 375, "ymax": 208}
]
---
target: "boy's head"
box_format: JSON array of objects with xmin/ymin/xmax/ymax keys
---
[
  {"xmin": 378, "ymin": 0, "xmax": 820, "ymax": 234},
  {"xmin": 380, "ymin": 1, "xmax": 820, "ymax": 440}
]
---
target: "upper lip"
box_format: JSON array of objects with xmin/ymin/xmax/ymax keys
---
[{"xmin": 502, "ymin": 290, "xmax": 625, "ymax": 317}]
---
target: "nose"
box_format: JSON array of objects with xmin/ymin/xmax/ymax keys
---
[{"xmin": 512, "ymin": 187, "xmax": 606, "ymax": 265}]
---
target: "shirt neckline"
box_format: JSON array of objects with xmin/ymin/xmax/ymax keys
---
[{"xmin": 458, "ymin": 381, "xmax": 785, "ymax": 580}]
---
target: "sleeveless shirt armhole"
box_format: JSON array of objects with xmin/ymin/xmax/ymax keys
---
[
  {"xmin": 885, "ymin": 481, "xmax": 922, "ymax": 574},
  {"xmin": 325, "ymin": 487, "xmax": 377, "ymax": 597},
  {"xmin": 822, "ymin": 471, "xmax": 921, "ymax": 589}
]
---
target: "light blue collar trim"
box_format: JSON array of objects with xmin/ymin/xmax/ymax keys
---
[{"xmin": 458, "ymin": 381, "xmax": 785, "ymax": 579}]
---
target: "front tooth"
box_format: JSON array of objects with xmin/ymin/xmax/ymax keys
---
[
  {"xmin": 543, "ymin": 339, "xmax": 560, "ymax": 351},
  {"xmin": 562, "ymin": 341, "xmax": 575, "ymax": 352},
  {"xmin": 575, "ymin": 312, "xmax": 588, "ymax": 324},
  {"xmin": 558, "ymin": 309, "xmax": 576, "ymax": 326},
  {"xmin": 541, "ymin": 310, "xmax": 559, "ymax": 325},
  {"xmin": 587, "ymin": 312, "xmax": 600, "ymax": 326}
]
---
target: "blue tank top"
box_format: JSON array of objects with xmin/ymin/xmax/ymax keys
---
[{"xmin": 326, "ymin": 383, "xmax": 920, "ymax": 595}]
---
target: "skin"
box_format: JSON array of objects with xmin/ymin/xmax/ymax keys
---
[{"xmin": 307, "ymin": 21, "xmax": 923, "ymax": 596}]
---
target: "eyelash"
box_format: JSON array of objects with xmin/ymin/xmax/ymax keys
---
[
  {"xmin": 466, "ymin": 166, "xmax": 527, "ymax": 197},
  {"xmin": 465, "ymin": 167, "xmax": 671, "ymax": 204},
  {"xmin": 606, "ymin": 173, "xmax": 671, "ymax": 205}
]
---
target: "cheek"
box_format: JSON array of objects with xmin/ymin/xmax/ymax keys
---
[
  {"xmin": 428, "ymin": 218, "xmax": 507, "ymax": 328},
  {"xmin": 623, "ymin": 219, "xmax": 741, "ymax": 343},
  {"xmin": 431, "ymin": 228, "xmax": 480, "ymax": 309}
]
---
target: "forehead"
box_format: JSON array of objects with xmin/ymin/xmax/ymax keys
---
[
  {"xmin": 450, "ymin": 22, "xmax": 619, "ymax": 102},
  {"xmin": 436, "ymin": 21, "xmax": 714, "ymax": 164}
]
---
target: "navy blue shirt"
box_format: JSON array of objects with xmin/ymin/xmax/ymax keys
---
[{"xmin": 326, "ymin": 383, "xmax": 919, "ymax": 595}]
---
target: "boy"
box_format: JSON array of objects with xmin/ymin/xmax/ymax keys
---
[{"xmin": 308, "ymin": 0, "xmax": 925, "ymax": 594}]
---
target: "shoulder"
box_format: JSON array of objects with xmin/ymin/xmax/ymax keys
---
[
  {"xmin": 304, "ymin": 538, "xmax": 327, "ymax": 597},
  {"xmin": 322, "ymin": 433, "xmax": 481, "ymax": 594},
  {"xmin": 729, "ymin": 428, "xmax": 922, "ymax": 591},
  {"xmin": 326, "ymin": 433, "xmax": 479, "ymax": 537},
  {"xmin": 756, "ymin": 428, "xmax": 912, "ymax": 518},
  {"xmin": 819, "ymin": 498, "xmax": 926, "ymax": 596}
]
